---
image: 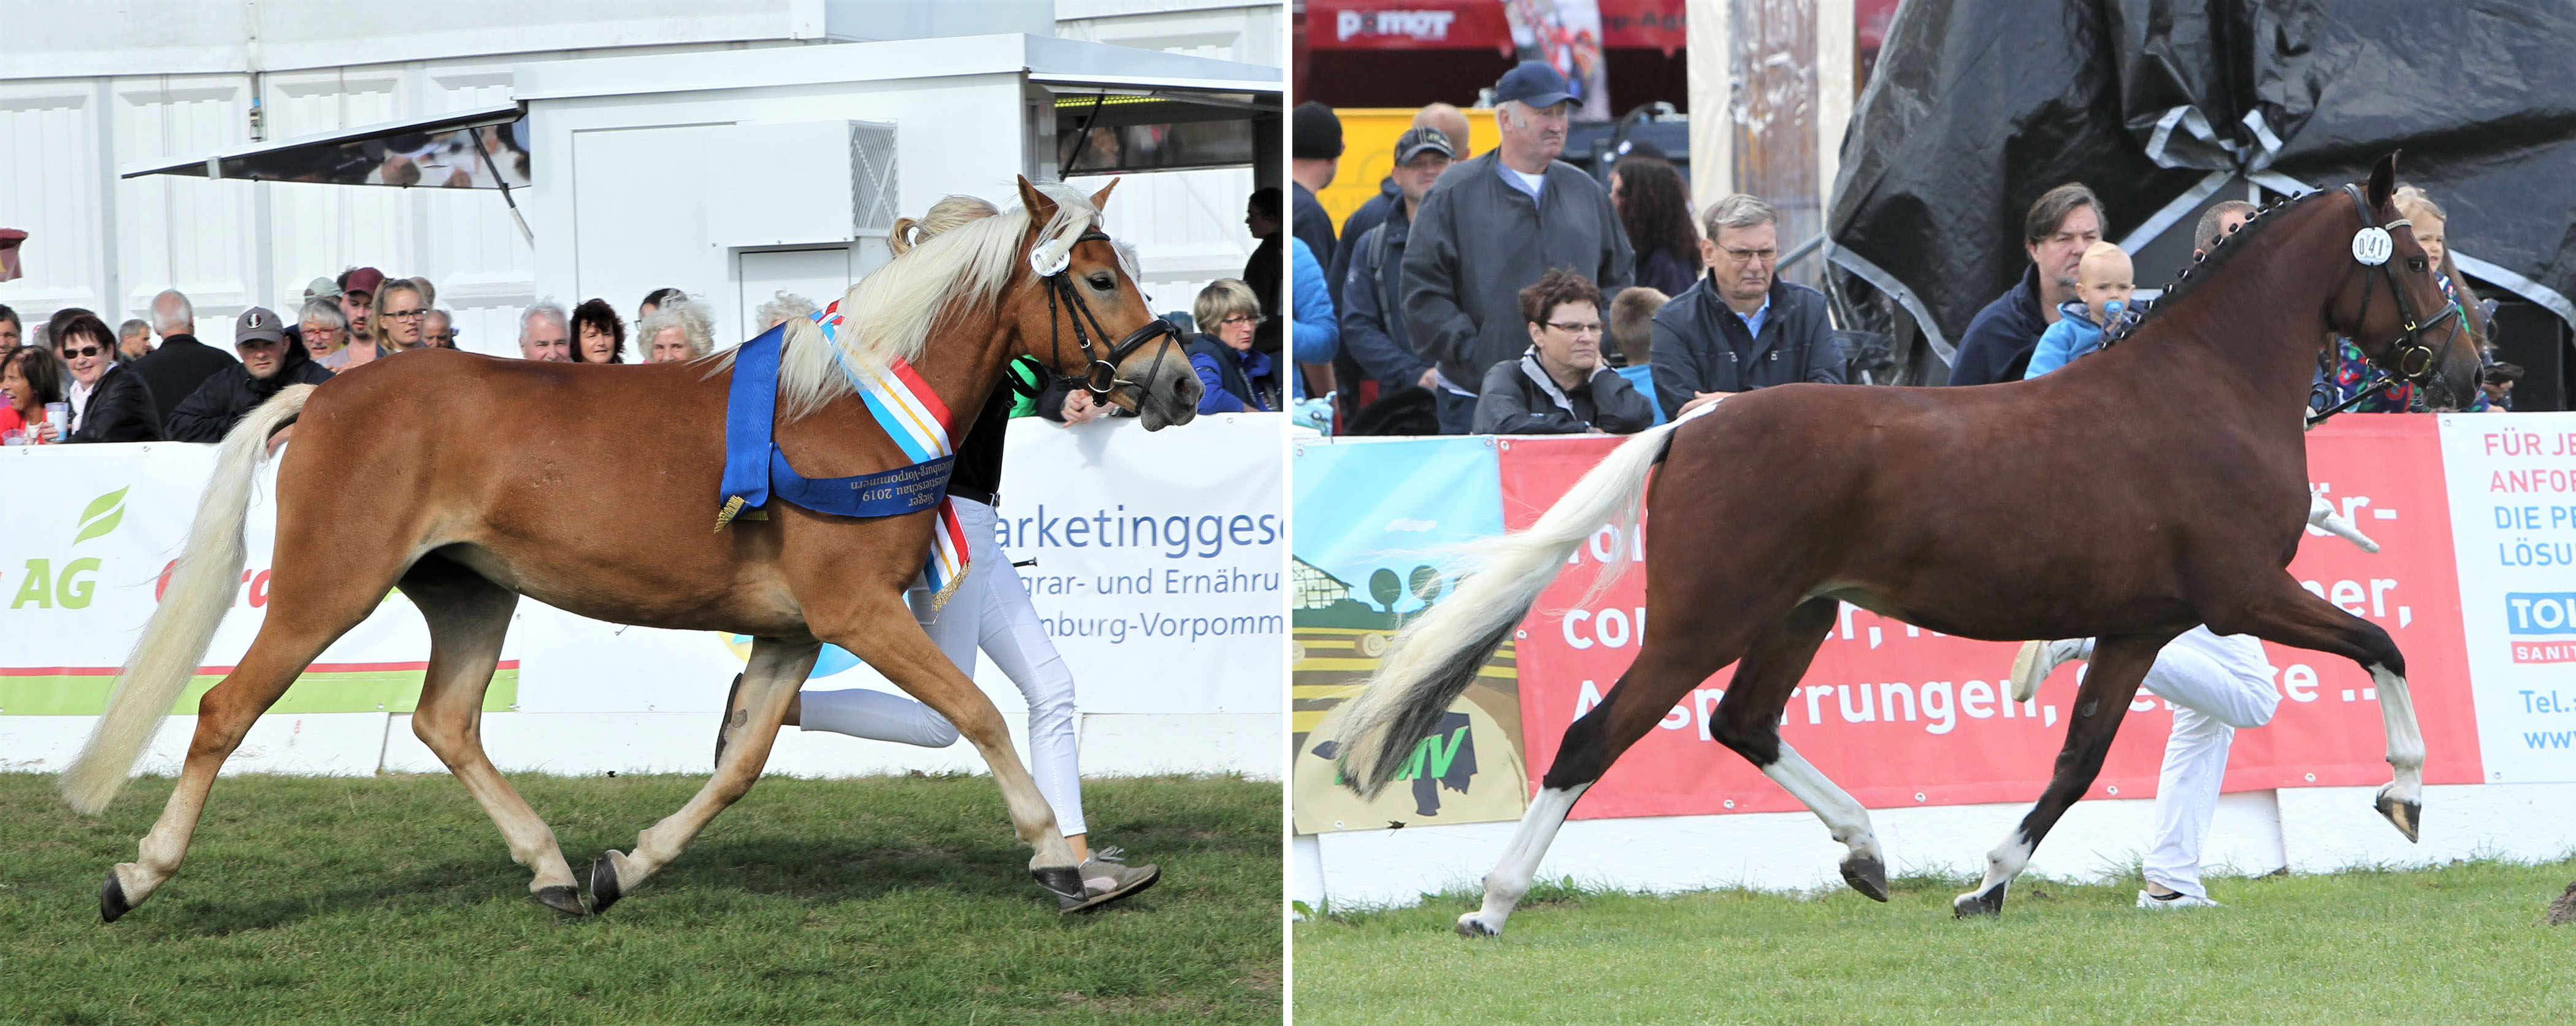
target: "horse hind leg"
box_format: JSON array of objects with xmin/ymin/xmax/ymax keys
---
[
  {"xmin": 1954, "ymin": 632, "xmax": 2169, "ymax": 918},
  {"xmin": 1706, "ymin": 599, "xmax": 1887, "ymax": 902},
  {"xmin": 1458, "ymin": 605, "xmax": 1774, "ymax": 938},
  {"xmin": 589, "ymin": 635, "xmax": 821, "ymax": 913},
  {"xmin": 398, "ymin": 556, "xmax": 584, "ymax": 914}
]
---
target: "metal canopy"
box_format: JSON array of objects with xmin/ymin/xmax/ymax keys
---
[
  {"xmin": 120, "ymin": 102, "xmax": 529, "ymax": 190},
  {"xmin": 1046, "ymin": 82, "xmax": 1279, "ymax": 178}
]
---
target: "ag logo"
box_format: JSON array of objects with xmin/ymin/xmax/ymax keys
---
[{"xmin": 9, "ymin": 486, "xmax": 126, "ymax": 610}]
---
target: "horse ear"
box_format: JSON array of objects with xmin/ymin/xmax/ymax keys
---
[
  {"xmin": 1089, "ymin": 177, "xmax": 1119, "ymax": 213},
  {"xmin": 1016, "ymin": 175, "xmax": 1059, "ymax": 225},
  {"xmin": 2367, "ymin": 151, "xmax": 2399, "ymax": 213}
]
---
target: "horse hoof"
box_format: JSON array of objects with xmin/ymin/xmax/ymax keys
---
[
  {"xmin": 99, "ymin": 870, "xmax": 133, "ymax": 924},
  {"xmin": 1841, "ymin": 854, "xmax": 1890, "ymax": 903},
  {"xmin": 1455, "ymin": 913, "xmax": 1501, "ymax": 938},
  {"xmin": 534, "ymin": 885, "xmax": 588, "ymax": 916},
  {"xmin": 1952, "ymin": 882, "xmax": 2008, "ymax": 919},
  {"xmin": 589, "ymin": 851, "xmax": 627, "ymax": 914},
  {"xmin": 2375, "ymin": 789, "xmax": 2422, "ymax": 843},
  {"xmin": 1032, "ymin": 865, "xmax": 1086, "ymax": 905}
]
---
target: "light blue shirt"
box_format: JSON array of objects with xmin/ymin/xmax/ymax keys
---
[{"xmin": 1735, "ymin": 296, "xmax": 1771, "ymax": 340}]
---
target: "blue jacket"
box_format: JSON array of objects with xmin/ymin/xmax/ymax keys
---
[
  {"xmin": 2021, "ymin": 299, "xmax": 2128, "ymax": 379},
  {"xmin": 1290, "ymin": 238, "xmax": 1339, "ymax": 399},
  {"xmin": 1190, "ymin": 334, "xmax": 1276, "ymax": 413}
]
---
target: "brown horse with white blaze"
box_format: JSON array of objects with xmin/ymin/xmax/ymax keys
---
[
  {"xmin": 61, "ymin": 177, "xmax": 1200, "ymax": 920},
  {"xmin": 1333, "ymin": 153, "xmax": 2480, "ymax": 935}
]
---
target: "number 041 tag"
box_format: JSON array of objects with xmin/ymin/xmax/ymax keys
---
[{"xmin": 2352, "ymin": 226, "xmax": 2394, "ymax": 266}]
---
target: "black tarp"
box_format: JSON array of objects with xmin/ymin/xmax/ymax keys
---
[{"xmin": 1825, "ymin": 0, "xmax": 2576, "ymax": 386}]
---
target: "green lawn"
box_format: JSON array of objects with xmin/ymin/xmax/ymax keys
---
[
  {"xmin": 1295, "ymin": 862, "xmax": 2576, "ymax": 1025},
  {"xmin": 1, "ymin": 771, "xmax": 1280, "ymax": 1025}
]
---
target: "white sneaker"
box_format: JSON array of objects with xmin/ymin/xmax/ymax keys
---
[
  {"xmin": 2136, "ymin": 889, "xmax": 2222, "ymax": 909},
  {"xmin": 2008, "ymin": 638, "xmax": 2088, "ymax": 703}
]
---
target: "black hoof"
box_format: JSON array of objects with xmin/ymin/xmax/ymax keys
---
[
  {"xmin": 534, "ymin": 884, "xmax": 588, "ymax": 916},
  {"xmin": 1952, "ymin": 882, "xmax": 2009, "ymax": 919},
  {"xmin": 2375, "ymin": 792, "xmax": 2423, "ymax": 843},
  {"xmin": 99, "ymin": 871, "xmax": 132, "ymax": 924},
  {"xmin": 1032, "ymin": 865, "xmax": 1086, "ymax": 904},
  {"xmin": 1841, "ymin": 854, "xmax": 1890, "ymax": 903},
  {"xmin": 589, "ymin": 852, "xmax": 626, "ymax": 914}
]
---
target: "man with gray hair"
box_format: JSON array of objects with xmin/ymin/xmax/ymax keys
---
[
  {"xmin": 1648, "ymin": 193, "xmax": 1845, "ymax": 418},
  {"xmin": 133, "ymin": 288, "xmax": 236, "ymax": 426},
  {"xmin": 518, "ymin": 299, "xmax": 571, "ymax": 362},
  {"xmin": 1403, "ymin": 61, "xmax": 1633, "ymax": 434}
]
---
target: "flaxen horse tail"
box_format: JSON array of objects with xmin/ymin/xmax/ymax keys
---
[
  {"xmin": 1335, "ymin": 411, "xmax": 1688, "ymax": 799},
  {"xmin": 60, "ymin": 384, "xmax": 318, "ymax": 815}
]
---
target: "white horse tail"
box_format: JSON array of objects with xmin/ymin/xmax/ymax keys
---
[
  {"xmin": 1336, "ymin": 412, "xmax": 1693, "ymax": 798},
  {"xmin": 59, "ymin": 384, "xmax": 317, "ymax": 815}
]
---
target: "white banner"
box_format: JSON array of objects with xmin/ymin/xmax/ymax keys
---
[{"xmin": 2439, "ymin": 412, "xmax": 2576, "ymax": 783}]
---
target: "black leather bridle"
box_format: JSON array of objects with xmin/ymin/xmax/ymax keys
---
[
  {"xmin": 1041, "ymin": 228, "xmax": 1186, "ymax": 399},
  {"xmin": 2307, "ymin": 184, "xmax": 2465, "ymax": 425}
]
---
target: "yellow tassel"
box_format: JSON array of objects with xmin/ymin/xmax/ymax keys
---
[
  {"xmin": 713, "ymin": 495, "xmax": 745, "ymax": 533},
  {"xmin": 924, "ymin": 560, "xmax": 971, "ymax": 614}
]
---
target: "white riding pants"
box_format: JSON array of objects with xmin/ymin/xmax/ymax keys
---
[
  {"xmin": 798, "ymin": 498, "xmax": 1088, "ymax": 836},
  {"xmin": 2128, "ymin": 627, "xmax": 2279, "ymax": 899}
]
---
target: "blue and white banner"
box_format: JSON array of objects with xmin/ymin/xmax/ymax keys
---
[{"xmin": 2439, "ymin": 412, "xmax": 2576, "ymax": 783}]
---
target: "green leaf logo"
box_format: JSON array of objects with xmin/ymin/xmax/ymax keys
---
[{"xmin": 74, "ymin": 487, "xmax": 128, "ymax": 545}]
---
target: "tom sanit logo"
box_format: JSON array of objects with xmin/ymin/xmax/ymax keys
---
[
  {"xmin": 7, "ymin": 487, "xmax": 126, "ymax": 610},
  {"xmin": 2506, "ymin": 591, "xmax": 2576, "ymax": 665}
]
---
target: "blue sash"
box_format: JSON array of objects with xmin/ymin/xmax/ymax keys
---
[{"xmin": 717, "ymin": 324, "xmax": 953, "ymax": 529}]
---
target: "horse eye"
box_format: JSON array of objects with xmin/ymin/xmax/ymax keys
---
[
  {"xmin": 1087, "ymin": 274, "xmax": 1115, "ymax": 291},
  {"xmin": 2408, "ymin": 257, "xmax": 2428, "ymax": 273}
]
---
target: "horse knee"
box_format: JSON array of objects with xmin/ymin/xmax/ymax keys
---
[{"xmin": 1708, "ymin": 716, "xmax": 1781, "ymax": 767}]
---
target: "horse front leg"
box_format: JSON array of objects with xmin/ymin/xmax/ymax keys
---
[
  {"xmin": 588, "ymin": 637, "xmax": 820, "ymax": 913},
  {"xmin": 1955, "ymin": 632, "xmax": 2170, "ymax": 918},
  {"xmin": 824, "ymin": 606, "xmax": 1084, "ymax": 902},
  {"xmin": 2215, "ymin": 580, "xmax": 2423, "ymax": 840}
]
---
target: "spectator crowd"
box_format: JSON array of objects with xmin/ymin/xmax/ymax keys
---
[{"xmin": 1288, "ymin": 62, "xmax": 2530, "ymax": 438}]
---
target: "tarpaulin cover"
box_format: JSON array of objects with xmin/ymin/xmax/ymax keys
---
[{"xmin": 1826, "ymin": 0, "xmax": 2576, "ymax": 380}]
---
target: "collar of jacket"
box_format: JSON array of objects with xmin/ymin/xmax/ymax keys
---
[
  {"xmin": 1517, "ymin": 347, "xmax": 1595, "ymax": 415},
  {"xmin": 1695, "ymin": 271, "xmax": 1791, "ymax": 365}
]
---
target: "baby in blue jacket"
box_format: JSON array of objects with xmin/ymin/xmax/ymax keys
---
[{"xmin": 2023, "ymin": 242, "xmax": 2138, "ymax": 379}]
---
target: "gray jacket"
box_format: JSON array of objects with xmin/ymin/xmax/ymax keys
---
[
  {"xmin": 1400, "ymin": 150, "xmax": 1634, "ymax": 395},
  {"xmin": 1649, "ymin": 274, "xmax": 1844, "ymax": 417}
]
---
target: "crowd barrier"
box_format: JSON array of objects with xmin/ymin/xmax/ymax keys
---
[
  {"xmin": 1292, "ymin": 412, "xmax": 2576, "ymax": 907},
  {"xmin": 0, "ymin": 413, "xmax": 1286, "ymax": 782}
]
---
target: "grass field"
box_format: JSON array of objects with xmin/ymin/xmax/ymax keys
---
[
  {"xmin": 1295, "ymin": 861, "xmax": 2576, "ymax": 1025},
  {"xmin": 0, "ymin": 771, "xmax": 1279, "ymax": 1025}
]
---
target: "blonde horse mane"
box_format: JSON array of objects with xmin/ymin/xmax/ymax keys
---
[{"xmin": 710, "ymin": 182, "xmax": 1100, "ymax": 420}]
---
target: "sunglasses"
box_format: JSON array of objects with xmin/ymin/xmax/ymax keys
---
[{"xmin": 60, "ymin": 344, "xmax": 104, "ymax": 359}]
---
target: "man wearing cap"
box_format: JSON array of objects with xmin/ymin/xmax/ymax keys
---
[
  {"xmin": 1402, "ymin": 61, "xmax": 1633, "ymax": 434},
  {"xmin": 164, "ymin": 306, "xmax": 334, "ymax": 443},
  {"xmin": 1340, "ymin": 126, "xmax": 1455, "ymax": 400},
  {"xmin": 1330, "ymin": 103, "xmax": 1472, "ymax": 313},
  {"xmin": 337, "ymin": 266, "xmax": 385, "ymax": 362}
]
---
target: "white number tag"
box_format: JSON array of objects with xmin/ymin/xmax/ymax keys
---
[{"xmin": 2352, "ymin": 226, "xmax": 2393, "ymax": 266}]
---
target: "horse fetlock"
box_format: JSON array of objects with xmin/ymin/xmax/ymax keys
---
[{"xmin": 1952, "ymin": 880, "xmax": 2010, "ymax": 919}]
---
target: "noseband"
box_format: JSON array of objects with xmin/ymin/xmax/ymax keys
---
[
  {"xmin": 1040, "ymin": 228, "xmax": 1186, "ymax": 399},
  {"xmin": 2307, "ymin": 184, "xmax": 2464, "ymax": 424}
]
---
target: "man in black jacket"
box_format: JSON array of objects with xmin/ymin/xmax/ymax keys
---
[
  {"xmin": 132, "ymin": 289, "xmax": 237, "ymax": 426},
  {"xmin": 1330, "ymin": 102, "xmax": 1473, "ymax": 312},
  {"xmin": 1340, "ymin": 127, "xmax": 1454, "ymax": 399},
  {"xmin": 1473, "ymin": 269, "xmax": 1652, "ymax": 435},
  {"xmin": 166, "ymin": 307, "xmax": 334, "ymax": 443},
  {"xmin": 1946, "ymin": 183, "xmax": 2105, "ymax": 386},
  {"xmin": 1402, "ymin": 61, "xmax": 1634, "ymax": 434},
  {"xmin": 1649, "ymin": 193, "xmax": 1846, "ymax": 418}
]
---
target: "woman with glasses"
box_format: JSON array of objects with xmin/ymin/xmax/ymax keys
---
[
  {"xmin": 1471, "ymin": 267, "xmax": 1652, "ymax": 434},
  {"xmin": 370, "ymin": 280, "xmax": 432, "ymax": 356},
  {"xmin": 52, "ymin": 312, "xmax": 162, "ymax": 442},
  {"xmin": 1186, "ymin": 278, "xmax": 1277, "ymax": 413}
]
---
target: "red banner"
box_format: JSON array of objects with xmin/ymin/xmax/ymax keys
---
[
  {"xmin": 1499, "ymin": 417, "xmax": 2483, "ymax": 821},
  {"xmin": 1307, "ymin": 0, "xmax": 1685, "ymax": 52}
]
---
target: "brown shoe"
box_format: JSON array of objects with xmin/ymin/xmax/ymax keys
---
[{"xmin": 1059, "ymin": 848, "xmax": 1160, "ymax": 913}]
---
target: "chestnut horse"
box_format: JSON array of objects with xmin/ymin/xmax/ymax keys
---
[
  {"xmin": 62, "ymin": 177, "xmax": 1201, "ymax": 919},
  {"xmin": 1335, "ymin": 154, "xmax": 2481, "ymax": 935}
]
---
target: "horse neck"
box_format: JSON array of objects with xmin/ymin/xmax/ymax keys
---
[
  {"xmin": 2147, "ymin": 204, "xmax": 2348, "ymax": 422},
  {"xmin": 905, "ymin": 301, "xmax": 1018, "ymax": 436}
]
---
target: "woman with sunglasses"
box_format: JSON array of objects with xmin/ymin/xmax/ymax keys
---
[
  {"xmin": 1, "ymin": 344, "xmax": 70, "ymax": 443},
  {"xmin": 54, "ymin": 312, "xmax": 163, "ymax": 442}
]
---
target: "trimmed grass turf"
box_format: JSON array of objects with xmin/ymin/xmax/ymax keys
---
[
  {"xmin": 1294, "ymin": 861, "xmax": 2576, "ymax": 1025},
  {"xmin": 1, "ymin": 771, "xmax": 1279, "ymax": 1024}
]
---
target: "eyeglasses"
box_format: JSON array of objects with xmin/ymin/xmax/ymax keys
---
[
  {"xmin": 1218, "ymin": 315, "xmax": 1265, "ymax": 327},
  {"xmin": 382, "ymin": 308, "xmax": 427, "ymax": 320},
  {"xmin": 59, "ymin": 345, "xmax": 104, "ymax": 359},
  {"xmin": 1543, "ymin": 321, "xmax": 1603, "ymax": 337},
  {"xmin": 1717, "ymin": 246, "xmax": 1777, "ymax": 264}
]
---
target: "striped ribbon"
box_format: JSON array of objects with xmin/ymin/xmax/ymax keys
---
[{"xmin": 810, "ymin": 301, "xmax": 974, "ymax": 610}]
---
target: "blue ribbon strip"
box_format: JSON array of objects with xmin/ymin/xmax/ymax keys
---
[{"xmin": 719, "ymin": 324, "xmax": 953, "ymax": 527}]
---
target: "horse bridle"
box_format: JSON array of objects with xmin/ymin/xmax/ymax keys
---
[
  {"xmin": 1040, "ymin": 228, "xmax": 1186, "ymax": 399},
  {"xmin": 2307, "ymin": 183, "xmax": 2464, "ymax": 424}
]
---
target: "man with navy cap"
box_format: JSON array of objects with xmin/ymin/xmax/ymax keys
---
[
  {"xmin": 1340, "ymin": 126, "xmax": 1455, "ymax": 401},
  {"xmin": 1401, "ymin": 61, "xmax": 1633, "ymax": 434}
]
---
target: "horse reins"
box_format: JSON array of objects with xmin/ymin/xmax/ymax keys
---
[
  {"xmin": 1039, "ymin": 228, "xmax": 1186, "ymax": 400},
  {"xmin": 2306, "ymin": 183, "xmax": 2464, "ymax": 426}
]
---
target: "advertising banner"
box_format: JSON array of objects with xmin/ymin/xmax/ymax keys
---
[
  {"xmin": 1290, "ymin": 437, "xmax": 1528, "ymax": 833},
  {"xmin": 1496, "ymin": 418, "xmax": 2483, "ymax": 822},
  {"xmin": 2437, "ymin": 412, "xmax": 2576, "ymax": 783},
  {"xmin": 1306, "ymin": 0, "xmax": 1681, "ymax": 53}
]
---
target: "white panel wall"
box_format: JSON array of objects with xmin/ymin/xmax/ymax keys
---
[{"xmin": 0, "ymin": 80, "xmax": 109, "ymax": 317}]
